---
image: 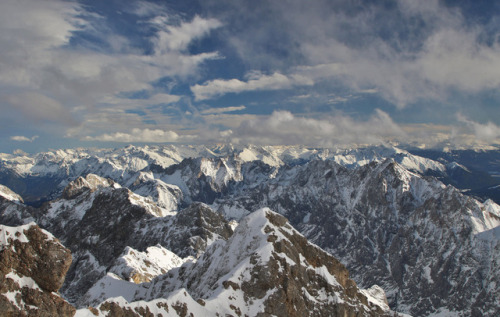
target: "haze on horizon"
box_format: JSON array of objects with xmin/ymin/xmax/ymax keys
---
[{"xmin": 1, "ymin": 0, "xmax": 500, "ymax": 153}]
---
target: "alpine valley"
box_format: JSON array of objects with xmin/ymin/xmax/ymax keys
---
[{"xmin": 0, "ymin": 144, "xmax": 499, "ymax": 317}]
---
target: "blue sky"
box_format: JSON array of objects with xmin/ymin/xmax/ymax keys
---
[{"xmin": 1, "ymin": 0, "xmax": 500, "ymax": 152}]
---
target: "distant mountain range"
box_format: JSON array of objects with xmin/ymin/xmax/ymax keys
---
[{"xmin": 1, "ymin": 144, "xmax": 499, "ymax": 316}]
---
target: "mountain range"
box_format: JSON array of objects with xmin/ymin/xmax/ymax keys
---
[{"xmin": 0, "ymin": 144, "xmax": 499, "ymax": 316}]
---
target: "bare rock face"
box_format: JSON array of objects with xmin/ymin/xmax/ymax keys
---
[
  {"xmin": 0, "ymin": 223, "xmax": 75, "ymax": 316},
  {"xmin": 0, "ymin": 186, "xmax": 35, "ymax": 227}
]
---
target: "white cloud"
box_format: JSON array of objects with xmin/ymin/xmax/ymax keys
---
[
  {"xmin": 102, "ymin": 93, "xmax": 182, "ymax": 109},
  {"xmin": 201, "ymin": 105, "xmax": 246, "ymax": 114},
  {"xmin": 10, "ymin": 135, "xmax": 38, "ymax": 142},
  {"xmin": 129, "ymin": 1, "xmax": 167, "ymax": 17},
  {"xmin": 225, "ymin": 109, "xmax": 406, "ymax": 147},
  {"xmin": 0, "ymin": 0, "xmax": 221, "ymax": 138},
  {"xmin": 201, "ymin": 113, "xmax": 259, "ymax": 129},
  {"xmin": 84, "ymin": 128, "xmax": 179, "ymax": 143},
  {"xmin": 4, "ymin": 92, "xmax": 75, "ymax": 124},
  {"xmin": 0, "ymin": 0, "xmax": 82, "ymax": 88},
  {"xmin": 65, "ymin": 106, "xmax": 186, "ymax": 142},
  {"xmin": 417, "ymin": 29, "xmax": 500, "ymax": 93},
  {"xmin": 457, "ymin": 114, "xmax": 500, "ymax": 144},
  {"xmin": 205, "ymin": 0, "xmax": 500, "ymax": 108},
  {"xmin": 191, "ymin": 72, "xmax": 314, "ymax": 100},
  {"xmin": 152, "ymin": 15, "xmax": 222, "ymax": 52}
]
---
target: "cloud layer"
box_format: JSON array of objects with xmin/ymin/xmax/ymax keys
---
[
  {"xmin": 0, "ymin": 0, "xmax": 221, "ymax": 143},
  {"xmin": 205, "ymin": 109, "xmax": 406, "ymax": 148},
  {"xmin": 198, "ymin": 0, "xmax": 500, "ymax": 107},
  {"xmin": 84, "ymin": 128, "xmax": 179, "ymax": 143},
  {"xmin": 0, "ymin": 0, "xmax": 499, "ymax": 151}
]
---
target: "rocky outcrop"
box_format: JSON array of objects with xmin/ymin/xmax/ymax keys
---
[
  {"xmin": 0, "ymin": 185, "xmax": 35, "ymax": 227},
  {"xmin": 130, "ymin": 209, "xmax": 396, "ymax": 317},
  {"xmin": 0, "ymin": 223, "xmax": 74, "ymax": 316},
  {"xmin": 62, "ymin": 173, "xmax": 117, "ymax": 199},
  {"xmin": 163, "ymin": 202, "xmax": 234, "ymax": 257}
]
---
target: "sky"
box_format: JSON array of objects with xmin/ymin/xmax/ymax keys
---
[{"xmin": 1, "ymin": 0, "xmax": 500, "ymax": 153}]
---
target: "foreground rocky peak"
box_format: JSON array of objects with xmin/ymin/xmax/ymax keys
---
[
  {"xmin": 0, "ymin": 178, "xmax": 234, "ymax": 308},
  {"xmin": 78, "ymin": 209, "xmax": 397, "ymax": 316},
  {"xmin": 62, "ymin": 173, "xmax": 118, "ymax": 199},
  {"xmin": 0, "ymin": 223, "xmax": 75, "ymax": 316},
  {"xmin": 0, "ymin": 184, "xmax": 24, "ymax": 203}
]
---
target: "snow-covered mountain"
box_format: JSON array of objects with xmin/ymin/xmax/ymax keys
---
[
  {"xmin": 211, "ymin": 159, "xmax": 499, "ymax": 316},
  {"xmin": 0, "ymin": 179, "xmax": 397, "ymax": 316},
  {"xmin": 408, "ymin": 148, "xmax": 500, "ymax": 203},
  {"xmin": 1, "ymin": 144, "xmax": 499, "ymax": 316},
  {"xmin": 75, "ymin": 209, "xmax": 396, "ymax": 317},
  {"xmin": 0, "ymin": 144, "xmax": 453, "ymax": 205}
]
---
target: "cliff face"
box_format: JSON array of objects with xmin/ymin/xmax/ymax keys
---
[{"xmin": 0, "ymin": 223, "xmax": 75, "ymax": 316}]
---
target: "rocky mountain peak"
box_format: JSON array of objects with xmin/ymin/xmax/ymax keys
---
[
  {"xmin": 62, "ymin": 173, "xmax": 118, "ymax": 199},
  {"xmin": 0, "ymin": 223, "xmax": 75, "ymax": 316},
  {"xmin": 0, "ymin": 184, "xmax": 23, "ymax": 203},
  {"xmin": 138, "ymin": 208, "xmax": 395, "ymax": 317}
]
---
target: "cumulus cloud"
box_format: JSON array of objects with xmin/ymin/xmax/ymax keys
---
[
  {"xmin": 191, "ymin": 72, "xmax": 314, "ymax": 100},
  {"xmin": 84, "ymin": 128, "xmax": 180, "ymax": 143},
  {"xmin": 224, "ymin": 109, "xmax": 406, "ymax": 147},
  {"xmin": 10, "ymin": 135, "xmax": 38, "ymax": 142},
  {"xmin": 457, "ymin": 114, "xmax": 500, "ymax": 144}
]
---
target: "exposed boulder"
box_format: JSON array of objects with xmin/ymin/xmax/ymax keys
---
[{"xmin": 0, "ymin": 223, "xmax": 75, "ymax": 316}]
